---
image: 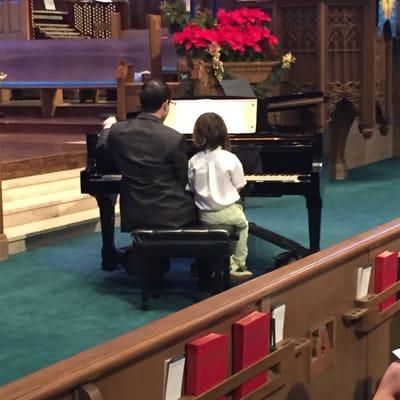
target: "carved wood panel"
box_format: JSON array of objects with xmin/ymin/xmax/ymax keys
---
[
  {"xmin": 326, "ymin": 5, "xmax": 363, "ymax": 110},
  {"xmin": 0, "ymin": 0, "xmax": 29, "ymax": 38},
  {"xmin": 280, "ymin": 6, "xmax": 318, "ymax": 91},
  {"xmin": 375, "ymin": 37, "xmax": 386, "ymax": 118}
]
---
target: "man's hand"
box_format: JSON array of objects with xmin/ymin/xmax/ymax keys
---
[
  {"xmin": 374, "ymin": 362, "xmax": 400, "ymax": 400},
  {"xmin": 103, "ymin": 116, "xmax": 117, "ymax": 130}
]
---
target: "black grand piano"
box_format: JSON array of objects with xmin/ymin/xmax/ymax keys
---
[{"xmin": 81, "ymin": 91, "xmax": 324, "ymax": 265}]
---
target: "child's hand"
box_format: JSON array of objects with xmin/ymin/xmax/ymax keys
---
[{"xmin": 374, "ymin": 362, "xmax": 400, "ymax": 400}]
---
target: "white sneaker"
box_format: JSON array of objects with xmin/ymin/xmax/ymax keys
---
[{"xmin": 230, "ymin": 267, "xmax": 253, "ymax": 281}]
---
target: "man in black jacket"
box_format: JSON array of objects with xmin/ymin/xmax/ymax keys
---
[{"xmin": 108, "ymin": 79, "xmax": 197, "ymax": 231}]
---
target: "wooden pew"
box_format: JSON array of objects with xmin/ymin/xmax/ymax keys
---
[
  {"xmin": 1, "ymin": 217, "xmax": 400, "ymax": 398},
  {"xmin": 115, "ymin": 60, "xmax": 180, "ymax": 121},
  {"xmin": 116, "ymin": 15, "xmax": 180, "ymax": 121},
  {"xmin": 0, "ymin": 160, "xmax": 8, "ymax": 261},
  {"xmin": 0, "ymin": 15, "xmax": 176, "ymax": 118}
]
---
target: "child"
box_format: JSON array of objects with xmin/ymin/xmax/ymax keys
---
[{"xmin": 187, "ymin": 113, "xmax": 253, "ymax": 280}]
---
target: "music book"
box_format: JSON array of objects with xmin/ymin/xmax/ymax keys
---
[
  {"xmin": 357, "ymin": 265, "xmax": 372, "ymax": 299},
  {"xmin": 397, "ymin": 252, "xmax": 400, "ymax": 301},
  {"xmin": 186, "ymin": 333, "xmax": 228, "ymax": 399},
  {"xmin": 220, "ymin": 79, "xmax": 256, "ymax": 98},
  {"xmin": 375, "ymin": 251, "xmax": 398, "ymax": 311},
  {"xmin": 164, "ymin": 98, "xmax": 257, "ymax": 134},
  {"xmin": 232, "ymin": 311, "xmax": 270, "ymax": 399},
  {"xmin": 272, "ymin": 304, "xmax": 286, "ymax": 344},
  {"xmin": 164, "ymin": 355, "xmax": 186, "ymax": 400},
  {"xmin": 43, "ymin": 0, "xmax": 56, "ymax": 10},
  {"xmin": 392, "ymin": 348, "xmax": 400, "ymax": 359}
]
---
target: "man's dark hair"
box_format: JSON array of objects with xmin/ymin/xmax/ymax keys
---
[{"xmin": 139, "ymin": 79, "xmax": 172, "ymax": 113}]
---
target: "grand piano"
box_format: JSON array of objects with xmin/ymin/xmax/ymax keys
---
[{"xmin": 81, "ymin": 92, "xmax": 324, "ymax": 266}]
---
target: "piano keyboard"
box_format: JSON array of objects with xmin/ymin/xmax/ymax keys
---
[
  {"xmin": 92, "ymin": 174, "xmax": 310, "ymax": 184},
  {"xmin": 245, "ymin": 174, "xmax": 309, "ymax": 183},
  {"xmin": 101, "ymin": 174, "xmax": 122, "ymax": 181}
]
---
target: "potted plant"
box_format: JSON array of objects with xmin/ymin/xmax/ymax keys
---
[
  {"xmin": 171, "ymin": 7, "xmax": 295, "ymax": 96},
  {"xmin": 160, "ymin": 1, "xmax": 189, "ymax": 34}
]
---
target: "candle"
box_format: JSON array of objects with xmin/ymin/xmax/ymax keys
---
[
  {"xmin": 190, "ymin": 0, "xmax": 196, "ymax": 18},
  {"xmin": 212, "ymin": 0, "xmax": 217, "ymax": 18}
]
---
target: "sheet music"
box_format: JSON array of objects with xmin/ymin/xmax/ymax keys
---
[
  {"xmin": 393, "ymin": 348, "xmax": 400, "ymax": 359},
  {"xmin": 272, "ymin": 304, "xmax": 286, "ymax": 344},
  {"xmin": 164, "ymin": 355, "xmax": 186, "ymax": 400},
  {"xmin": 43, "ymin": 0, "xmax": 56, "ymax": 10},
  {"xmin": 356, "ymin": 265, "xmax": 372, "ymax": 300},
  {"xmin": 164, "ymin": 98, "xmax": 257, "ymax": 134}
]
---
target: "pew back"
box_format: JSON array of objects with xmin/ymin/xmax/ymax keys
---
[{"xmin": 1, "ymin": 218, "xmax": 400, "ymax": 399}]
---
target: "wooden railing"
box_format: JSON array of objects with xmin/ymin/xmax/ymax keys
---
[{"xmin": 1, "ymin": 217, "xmax": 400, "ymax": 398}]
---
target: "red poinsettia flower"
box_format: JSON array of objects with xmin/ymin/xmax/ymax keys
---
[{"xmin": 175, "ymin": 8, "xmax": 278, "ymax": 61}]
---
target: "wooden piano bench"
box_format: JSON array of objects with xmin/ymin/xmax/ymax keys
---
[{"xmin": 131, "ymin": 226, "xmax": 238, "ymax": 310}]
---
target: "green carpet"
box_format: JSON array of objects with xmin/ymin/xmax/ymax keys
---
[{"xmin": 1, "ymin": 158, "xmax": 400, "ymax": 385}]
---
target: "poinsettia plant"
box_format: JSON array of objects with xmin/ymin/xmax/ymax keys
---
[{"xmin": 173, "ymin": 8, "xmax": 279, "ymax": 63}]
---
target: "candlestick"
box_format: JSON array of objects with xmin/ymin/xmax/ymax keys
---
[
  {"xmin": 212, "ymin": 0, "xmax": 217, "ymax": 18},
  {"xmin": 190, "ymin": 0, "xmax": 196, "ymax": 18}
]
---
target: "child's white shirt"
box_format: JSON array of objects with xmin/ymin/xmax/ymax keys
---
[{"xmin": 187, "ymin": 147, "xmax": 246, "ymax": 211}]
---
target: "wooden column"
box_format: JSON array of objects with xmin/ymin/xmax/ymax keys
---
[
  {"xmin": 115, "ymin": 61, "xmax": 133, "ymax": 121},
  {"xmin": 359, "ymin": 0, "xmax": 376, "ymax": 138},
  {"xmin": 39, "ymin": 89, "xmax": 63, "ymax": 118},
  {"xmin": 148, "ymin": 14, "xmax": 162, "ymax": 80},
  {"xmin": 111, "ymin": 12, "xmax": 122, "ymax": 38}
]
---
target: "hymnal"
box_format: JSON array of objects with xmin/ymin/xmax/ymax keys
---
[
  {"xmin": 186, "ymin": 333, "xmax": 228, "ymax": 399},
  {"xmin": 232, "ymin": 311, "xmax": 270, "ymax": 399},
  {"xmin": 375, "ymin": 251, "xmax": 398, "ymax": 311}
]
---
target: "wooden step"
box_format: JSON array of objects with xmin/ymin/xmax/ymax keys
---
[{"xmin": 35, "ymin": 23, "xmax": 70, "ymax": 27}]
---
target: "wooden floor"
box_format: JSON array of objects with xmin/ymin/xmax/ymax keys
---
[{"xmin": 0, "ymin": 120, "xmax": 99, "ymax": 179}]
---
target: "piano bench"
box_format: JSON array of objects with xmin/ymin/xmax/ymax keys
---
[{"xmin": 131, "ymin": 225, "xmax": 237, "ymax": 310}]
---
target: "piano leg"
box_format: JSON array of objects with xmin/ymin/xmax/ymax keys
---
[
  {"xmin": 96, "ymin": 194, "xmax": 118, "ymax": 270},
  {"xmin": 306, "ymin": 195, "xmax": 322, "ymax": 253},
  {"xmin": 249, "ymin": 223, "xmax": 309, "ymax": 258}
]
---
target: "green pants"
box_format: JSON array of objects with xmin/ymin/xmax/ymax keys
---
[{"xmin": 199, "ymin": 203, "xmax": 248, "ymax": 269}]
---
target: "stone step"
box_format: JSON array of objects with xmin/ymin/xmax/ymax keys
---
[
  {"xmin": 3, "ymin": 190, "xmax": 97, "ymax": 228},
  {"xmin": 3, "ymin": 168, "xmax": 82, "ymax": 190},
  {"xmin": 0, "ymin": 102, "xmax": 116, "ymax": 119},
  {"xmin": 0, "ymin": 117, "xmax": 102, "ymax": 135},
  {"xmin": 6, "ymin": 205, "xmax": 120, "ymax": 255},
  {"xmin": 1, "ymin": 168, "xmax": 120, "ymax": 254},
  {"xmin": 3, "ymin": 178, "xmax": 81, "ymax": 202},
  {"xmin": 6, "ymin": 208, "xmax": 100, "ymax": 255}
]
